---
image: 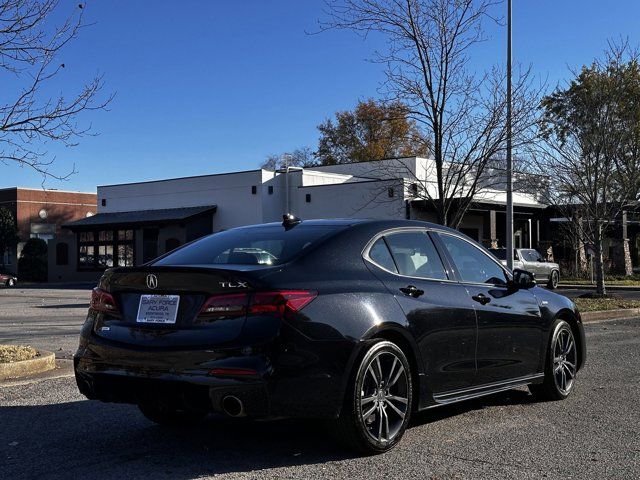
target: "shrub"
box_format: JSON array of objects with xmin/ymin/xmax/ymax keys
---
[{"xmin": 18, "ymin": 238, "xmax": 48, "ymax": 282}]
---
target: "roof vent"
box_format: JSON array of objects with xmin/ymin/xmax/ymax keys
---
[{"xmin": 282, "ymin": 213, "xmax": 301, "ymax": 230}]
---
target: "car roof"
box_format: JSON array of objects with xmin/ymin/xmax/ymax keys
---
[{"xmin": 231, "ymin": 218, "xmax": 462, "ymax": 234}]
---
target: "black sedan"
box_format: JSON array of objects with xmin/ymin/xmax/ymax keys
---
[{"xmin": 74, "ymin": 217, "xmax": 586, "ymax": 453}]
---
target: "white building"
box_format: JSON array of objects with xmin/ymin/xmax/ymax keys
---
[{"xmin": 53, "ymin": 157, "xmax": 546, "ymax": 282}]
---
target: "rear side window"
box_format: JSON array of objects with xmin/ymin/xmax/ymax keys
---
[
  {"xmin": 368, "ymin": 238, "xmax": 398, "ymax": 273},
  {"xmin": 154, "ymin": 225, "xmax": 343, "ymax": 266},
  {"xmin": 383, "ymin": 231, "xmax": 448, "ymax": 280}
]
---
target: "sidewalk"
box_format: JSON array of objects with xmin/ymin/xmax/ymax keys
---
[
  {"xmin": 559, "ymin": 283, "xmax": 640, "ymax": 290},
  {"xmin": 581, "ymin": 308, "xmax": 640, "ymax": 322}
]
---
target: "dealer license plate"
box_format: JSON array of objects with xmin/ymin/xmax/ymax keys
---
[{"xmin": 136, "ymin": 295, "xmax": 180, "ymax": 324}]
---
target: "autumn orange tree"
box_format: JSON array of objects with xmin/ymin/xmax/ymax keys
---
[{"xmin": 316, "ymin": 99, "xmax": 430, "ymax": 165}]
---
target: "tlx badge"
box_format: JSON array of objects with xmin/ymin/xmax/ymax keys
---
[{"xmin": 219, "ymin": 281, "xmax": 248, "ymax": 288}]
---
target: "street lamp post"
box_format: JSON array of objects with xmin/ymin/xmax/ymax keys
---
[{"xmin": 506, "ymin": 0, "xmax": 514, "ymax": 270}]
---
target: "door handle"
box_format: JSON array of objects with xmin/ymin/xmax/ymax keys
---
[
  {"xmin": 400, "ymin": 285, "xmax": 424, "ymax": 298},
  {"xmin": 472, "ymin": 293, "xmax": 491, "ymax": 305}
]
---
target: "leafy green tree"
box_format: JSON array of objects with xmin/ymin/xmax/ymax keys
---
[
  {"xmin": 316, "ymin": 99, "xmax": 430, "ymax": 165},
  {"xmin": 0, "ymin": 207, "xmax": 19, "ymax": 269},
  {"xmin": 18, "ymin": 238, "xmax": 48, "ymax": 282},
  {"xmin": 536, "ymin": 43, "xmax": 640, "ymax": 296}
]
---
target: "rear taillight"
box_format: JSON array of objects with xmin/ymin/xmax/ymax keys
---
[
  {"xmin": 90, "ymin": 287, "xmax": 119, "ymax": 314},
  {"xmin": 199, "ymin": 290, "xmax": 317, "ymax": 319},
  {"xmin": 250, "ymin": 291, "xmax": 317, "ymax": 315},
  {"xmin": 199, "ymin": 293, "xmax": 249, "ymax": 318}
]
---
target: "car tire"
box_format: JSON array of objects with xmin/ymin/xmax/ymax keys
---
[
  {"xmin": 547, "ymin": 270, "xmax": 559, "ymax": 289},
  {"xmin": 7, "ymin": 278, "xmax": 15, "ymax": 287},
  {"xmin": 333, "ymin": 340, "xmax": 413, "ymax": 454},
  {"xmin": 138, "ymin": 400, "xmax": 207, "ymax": 426},
  {"xmin": 529, "ymin": 319, "xmax": 578, "ymax": 401}
]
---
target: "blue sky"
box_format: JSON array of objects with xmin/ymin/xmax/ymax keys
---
[{"xmin": 3, "ymin": 0, "xmax": 640, "ymax": 192}]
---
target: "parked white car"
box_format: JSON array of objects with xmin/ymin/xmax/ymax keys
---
[{"xmin": 489, "ymin": 248, "xmax": 560, "ymax": 289}]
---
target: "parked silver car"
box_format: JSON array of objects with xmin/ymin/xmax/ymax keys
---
[{"xmin": 489, "ymin": 248, "xmax": 560, "ymax": 289}]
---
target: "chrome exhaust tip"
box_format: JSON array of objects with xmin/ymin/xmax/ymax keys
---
[{"xmin": 221, "ymin": 395, "xmax": 245, "ymax": 417}]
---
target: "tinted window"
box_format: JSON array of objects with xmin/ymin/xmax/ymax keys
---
[
  {"xmin": 384, "ymin": 231, "xmax": 447, "ymax": 280},
  {"xmin": 154, "ymin": 225, "xmax": 343, "ymax": 266},
  {"xmin": 440, "ymin": 234, "xmax": 507, "ymax": 285},
  {"xmin": 368, "ymin": 238, "xmax": 397, "ymax": 273}
]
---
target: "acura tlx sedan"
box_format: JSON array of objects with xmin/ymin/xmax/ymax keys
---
[{"xmin": 74, "ymin": 217, "xmax": 586, "ymax": 453}]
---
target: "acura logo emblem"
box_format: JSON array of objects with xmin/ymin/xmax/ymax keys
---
[{"xmin": 146, "ymin": 274, "xmax": 158, "ymax": 289}]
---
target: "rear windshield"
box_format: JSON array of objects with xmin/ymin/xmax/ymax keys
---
[{"xmin": 153, "ymin": 225, "xmax": 344, "ymax": 266}]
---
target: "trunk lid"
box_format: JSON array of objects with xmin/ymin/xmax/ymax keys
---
[{"xmin": 93, "ymin": 265, "xmax": 275, "ymax": 348}]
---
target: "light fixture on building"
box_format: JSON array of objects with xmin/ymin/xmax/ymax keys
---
[{"xmin": 38, "ymin": 208, "xmax": 48, "ymax": 220}]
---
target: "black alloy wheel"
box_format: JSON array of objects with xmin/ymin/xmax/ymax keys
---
[
  {"xmin": 334, "ymin": 340, "xmax": 413, "ymax": 454},
  {"xmin": 530, "ymin": 319, "xmax": 578, "ymax": 401}
]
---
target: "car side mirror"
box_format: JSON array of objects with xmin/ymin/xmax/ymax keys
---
[{"xmin": 511, "ymin": 269, "xmax": 536, "ymax": 289}]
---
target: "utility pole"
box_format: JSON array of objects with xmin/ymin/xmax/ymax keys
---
[{"xmin": 505, "ymin": 0, "xmax": 514, "ymax": 270}]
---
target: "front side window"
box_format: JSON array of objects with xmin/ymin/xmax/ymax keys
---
[
  {"xmin": 439, "ymin": 234, "xmax": 507, "ymax": 285},
  {"xmin": 384, "ymin": 231, "xmax": 448, "ymax": 280}
]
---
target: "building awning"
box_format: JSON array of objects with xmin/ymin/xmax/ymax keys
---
[{"xmin": 63, "ymin": 205, "xmax": 217, "ymax": 230}]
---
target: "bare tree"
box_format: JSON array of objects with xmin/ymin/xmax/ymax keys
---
[
  {"xmin": 321, "ymin": 0, "xmax": 541, "ymax": 228},
  {"xmin": 0, "ymin": 0, "xmax": 112, "ymax": 180},
  {"xmin": 533, "ymin": 43, "xmax": 640, "ymax": 296},
  {"xmin": 261, "ymin": 147, "xmax": 318, "ymax": 170}
]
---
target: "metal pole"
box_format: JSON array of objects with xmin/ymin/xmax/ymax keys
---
[{"xmin": 505, "ymin": 0, "xmax": 514, "ymax": 270}]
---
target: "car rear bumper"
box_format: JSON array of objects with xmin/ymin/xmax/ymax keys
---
[
  {"xmin": 74, "ymin": 360, "xmax": 272, "ymax": 417},
  {"xmin": 74, "ymin": 331, "xmax": 354, "ymax": 419}
]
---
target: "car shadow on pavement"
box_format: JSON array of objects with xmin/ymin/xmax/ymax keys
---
[
  {"xmin": 0, "ymin": 399, "xmax": 356, "ymax": 480},
  {"xmin": 411, "ymin": 388, "xmax": 536, "ymax": 427},
  {"xmin": 0, "ymin": 389, "xmax": 537, "ymax": 479}
]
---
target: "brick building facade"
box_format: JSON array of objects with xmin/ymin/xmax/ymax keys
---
[{"xmin": 0, "ymin": 187, "xmax": 97, "ymax": 275}]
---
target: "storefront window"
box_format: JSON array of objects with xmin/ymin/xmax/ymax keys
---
[
  {"xmin": 98, "ymin": 245, "xmax": 114, "ymax": 267},
  {"xmin": 77, "ymin": 229, "xmax": 135, "ymax": 270},
  {"xmin": 118, "ymin": 230, "xmax": 134, "ymax": 241},
  {"xmin": 78, "ymin": 245, "xmax": 95, "ymax": 268},
  {"xmin": 99, "ymin": 231, "xmax": 113, "ymax": 242},
  {"xmin": 118, "ymin": 244, "xmax": 134, "ymax": 267}
]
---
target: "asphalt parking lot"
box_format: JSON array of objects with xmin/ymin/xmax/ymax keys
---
[
  {"xmin": 0, "ymin": 286, "xmax": 92, "ymax": 359},
  {"xmin": 1, "ymin": 286, "xmax": 639, "ymax": 479}
]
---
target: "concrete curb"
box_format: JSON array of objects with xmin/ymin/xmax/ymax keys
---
[
  {"xmin": 0, "ymin": 350, "xmax": 56, "ymax": 381},
  {"xmin": 581, "ymin": 309, "xmax": 640, "ymax": 323},
  {"xmin": 0, "ymin": 359, "xmax": 74, "ymax": 387},
  {"xmin": 559, "ymin": 284, "xmax": 640, "ymax": 291}
]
